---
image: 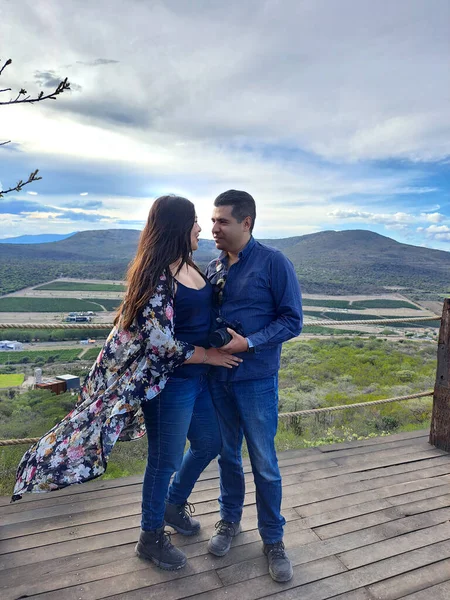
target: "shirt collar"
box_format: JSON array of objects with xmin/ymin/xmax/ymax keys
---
[{"xmin": 218, "ymin": 236, "xmax": 255, "ymax": 266}]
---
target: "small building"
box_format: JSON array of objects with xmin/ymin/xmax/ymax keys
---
[
  {"xmin": 56, "ymin": 374, "xmax": 81, "ymax": 391},
  {"xmin": 0, "ymin": 340, "xmax": 24, "ymax": 351},
  {"xmin": 36, "ymin": 379, "xmax": 67, "ymax": 395}
]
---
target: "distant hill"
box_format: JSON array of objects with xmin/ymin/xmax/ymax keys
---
[
  {"xmin": 0, "ymin": 232, "xmax": 77, "ymax": 244},
  {"xmin": 0, "ymin": 228, "xmax": 449, "ymax": 298}
]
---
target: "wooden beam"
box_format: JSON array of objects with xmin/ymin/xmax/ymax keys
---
[{"xmin": 430, "ymin": 299, "xmax": 450, "ymax": 451}]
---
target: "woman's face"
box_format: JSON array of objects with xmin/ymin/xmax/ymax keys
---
[{"xmin": 190, "ymin": 217, "xmax": 201, "ymax": 251}]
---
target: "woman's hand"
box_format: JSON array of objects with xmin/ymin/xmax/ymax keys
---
[{"xmin": 205, "ymin": 348, "xmax": 243, "ymax": 368}]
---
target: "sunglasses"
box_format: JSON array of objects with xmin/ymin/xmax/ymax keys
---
[{"xmin": 214, "ymin": 276, "xmax": 227, "ymax": 307}]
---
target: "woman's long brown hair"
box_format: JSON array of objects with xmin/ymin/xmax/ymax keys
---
[{"xmin": 115, "ymin": 195, "xmax": 199, "ymax": 330}]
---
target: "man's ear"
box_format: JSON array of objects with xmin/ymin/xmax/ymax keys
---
[{"xmin": 243, "ymin": 216, "xmax": 252, "ymax": 232}]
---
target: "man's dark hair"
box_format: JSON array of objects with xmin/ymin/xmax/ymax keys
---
[{"xmin": 214, "ymin": 190, "xmax": 256, "ymax": 233}]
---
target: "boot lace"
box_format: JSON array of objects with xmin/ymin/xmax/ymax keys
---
[
  {"xmin": 158, "ymin": 529, "xmax": 174, "ymax": 550},
  {"xmin": 267, "ymin": 541, "xmax": 287, "ymax": 559},
  {"xmin": 179, "ymin": 502, "xmax": 196, "ymax": 521},
  {"xmin": 214, "ymin": 519, "xmax": 235, "ymax": 536}
]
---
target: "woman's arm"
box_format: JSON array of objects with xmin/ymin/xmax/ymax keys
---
[{"xmin": 184, "ymin": 346, "xmax": 242, "ymax": 368}]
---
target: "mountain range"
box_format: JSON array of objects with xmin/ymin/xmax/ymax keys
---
[
  {"xmin": 0, "ymin": 228, "xmax": 449, "ymax": 298},
  {"xmin": 0, "ymin": 232, "xmax": 76, "ymax": 244}
]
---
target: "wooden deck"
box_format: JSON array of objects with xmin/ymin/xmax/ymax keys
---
[{"xmin": 1, "ymin": 430, "xmax": 450, "ymax": 600}]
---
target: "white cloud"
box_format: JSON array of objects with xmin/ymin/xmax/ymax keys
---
[
  {"xmin": 1, "ymin": 0, "xmax": 449, "ymax": 165},
  {"xmin": 328, "ymin": 209, "xmax": 417, "ymax": 227},
  {"xmin": 425, "ymin": 225, "xmax": 450, "ymax": 234},
  {"xmin": 420, "ymin": 212, "xmax": 446, "ymax": 223},
  {"xmin": 421, "ymin": 224, "xmax": 450, "ymax": 242},
  {"xmin": 80, "ymin": 192, "xmax": 88, "ymax": 196},
  {"xmin": 27, "ymin": 191, "xmax": 38, "ymax": 195}
]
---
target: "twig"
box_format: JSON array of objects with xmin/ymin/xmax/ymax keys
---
[
  {"xmin": 0, "ymin": 169, "xmax": 42, "ymax": 197},
  {"xmin": 0, "ymin": 78, "xmax": 71, "ymax": 105}
]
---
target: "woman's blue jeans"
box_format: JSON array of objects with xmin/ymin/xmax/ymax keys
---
[{"xmin": 141, "ymin": 374, "xmax": 221, "ymax": 531}]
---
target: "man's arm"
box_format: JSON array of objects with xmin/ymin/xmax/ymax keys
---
[
  {"xmin": 247, "ymin": 253, "xmax": 302, "ymax": 351},
  {"xmin": 222, "ymin": 252, "xmax": 302, "ymax": 354}
]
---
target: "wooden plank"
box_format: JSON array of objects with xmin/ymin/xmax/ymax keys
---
[
  {"xmin": 367, "ymin": 557, "xmax": 450, "ymax": 600},
  {"xmin": 294, "ymin": 478, "xmax": 450, "ymax": 517},
  {"xmin": 313, "ymin": 506, "xmax": 404, "ymax": 539},
  {"xmin": 316, "ymin": 435, "xmax": 431, "ymax": 459},
  {"xmin": 326, "ymin": 591, "xmax": 372, "ymax": 600},
  {"xmin": 330, "ymin": 444, "xmax": 446, "ymax": 467},
  {"xmin": 314, "ymin": 493, "xmax": 450, "ymax": 539},
  {"xmin": 337, "ymin": 519, "xmax": 450, "ymax": 569},
  {"xmin": 385, "ymin": 485, "xmax": 450, "ymax": 506},
  {"xmin": 301, "ymin": 489, "xmax": 450, "ymax": 530},
  {"xmin": 103, "ymin": 571, "xmax": 224, "ymax": 600},
  {"xmin": 294, "ymin": 454, "xmax": 450, "ymax": 487},
  {"xmin": 281, "ymin": 465, "xmax": 450, "ymax": 506},
  {"xmin": 317, "ymin": 429, "xmax": 427, "ymax": 452},
  {"xmin": 399, "ymin": 581, "xmax": 450, "ymax": 600}
]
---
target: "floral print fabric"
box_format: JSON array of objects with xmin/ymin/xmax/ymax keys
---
[{"xmin": 12, "ymin": 274, "xmax": 194, "ymax": 501}]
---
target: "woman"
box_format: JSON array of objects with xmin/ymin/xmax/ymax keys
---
[{"xmin": 12, "ymin": 195, "xmax": 241, "ymax": 571}]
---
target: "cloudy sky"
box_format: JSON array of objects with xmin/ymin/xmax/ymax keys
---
[{"xmin": 1, "ymin": 0, "xmax": 449, "ymax": 248}]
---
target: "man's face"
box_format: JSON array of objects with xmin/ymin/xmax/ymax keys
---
[{"xmin": 211, "ymin": 205, "xmax": 250, "ymax": 252}]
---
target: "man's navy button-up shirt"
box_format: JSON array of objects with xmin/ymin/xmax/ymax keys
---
[{"xmin": 205, "ymin": 236, "xmax": 303, "ymax": 382}]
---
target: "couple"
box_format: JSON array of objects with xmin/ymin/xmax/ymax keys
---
[{"xmin": 13, "ymin": 190, "xmax": 303, "ymax": 583}]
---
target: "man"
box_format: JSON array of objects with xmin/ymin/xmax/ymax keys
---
[{"xmin": 205, "ymin": 190, "xmax": 302, "ymax": 582}]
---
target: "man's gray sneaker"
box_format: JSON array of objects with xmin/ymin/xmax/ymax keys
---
[
  {"xmin": 135, "ymin": 527, "xmax": 187, "ymax": 570},
  {"xmin": 164, "ymin": 502, "xmax": 200, "ymax": 536},
  {"xmin": 207, "ymin": 520, "xmax": 241, "ymax": 556},
  {"xmin": 263, "ymin": 541, "xmax": 293, "ymax": 582}
]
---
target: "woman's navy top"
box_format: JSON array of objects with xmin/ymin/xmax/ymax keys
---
[{"xmin": 171, "ymin": 278, "xmax": 213, "ymax": 378}]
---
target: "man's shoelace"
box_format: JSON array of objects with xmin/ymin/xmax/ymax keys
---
[
  {"xmin": 214, "ymin": 520, "xmax": 235, "ymax": 536},
  {"xmin": 267, "ymin": 541, "xmax": 287, "ymax": 559}
]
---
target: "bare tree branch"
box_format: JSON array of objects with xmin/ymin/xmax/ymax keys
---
[
  {"xmin": 0, "ymin": 169, "xmax": 42, "ymax": 198},
  {"xmin": 0, "ymin": 58, "xmax": 69, "ymax": 196},
  {"xmin": 0, "ymin": 78, "xmax": 71, "ymax": 105}
]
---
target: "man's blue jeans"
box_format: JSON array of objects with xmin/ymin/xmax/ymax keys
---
[
  {"xmin": 209, "ymin": 375, "xmax": 285, "ymax": 544},
  {"xmin": 141, "ymin": 375, "xmax": 221, "ymax": 531}
]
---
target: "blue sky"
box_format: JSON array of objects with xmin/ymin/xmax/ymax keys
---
[{"xmin": 1, "ymin": 0, "xmax": 449, "ymax": 248}]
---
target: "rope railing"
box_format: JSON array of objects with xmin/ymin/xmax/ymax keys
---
[
  {"xmin": 0, "ymin": 315, "xmax": 441, "ymax": 330},
  {"xmin": 0, "ymin": 390, "xmax": 434, "ymax": 446},
  {"xmin": 278, "ymin": 389, "xmax": 433, "ymax": 419}
]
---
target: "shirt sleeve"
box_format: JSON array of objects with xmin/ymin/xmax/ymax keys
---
[{"xmin": 247, "ymin": 252, "xmax": 302, "ymax": 351}]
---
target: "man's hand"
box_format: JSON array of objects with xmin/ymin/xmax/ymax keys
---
[{"xmin": 221, "ymin": 328, "xmax": 249, "ymax": 354}]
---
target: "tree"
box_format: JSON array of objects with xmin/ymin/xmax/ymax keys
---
[{"xmin": 0, "ymin": 58, "xmax": 70, "ymax": 197}]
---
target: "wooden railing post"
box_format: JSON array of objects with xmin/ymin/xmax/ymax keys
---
[{"xmin": 429, "ymin": 299, "xmax": 450, "ymax": 451}]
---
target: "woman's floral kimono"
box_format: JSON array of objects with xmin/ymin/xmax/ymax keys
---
[{"xmin": 12, "ymin": 273, "xmax": 194, "ymax": 501}]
